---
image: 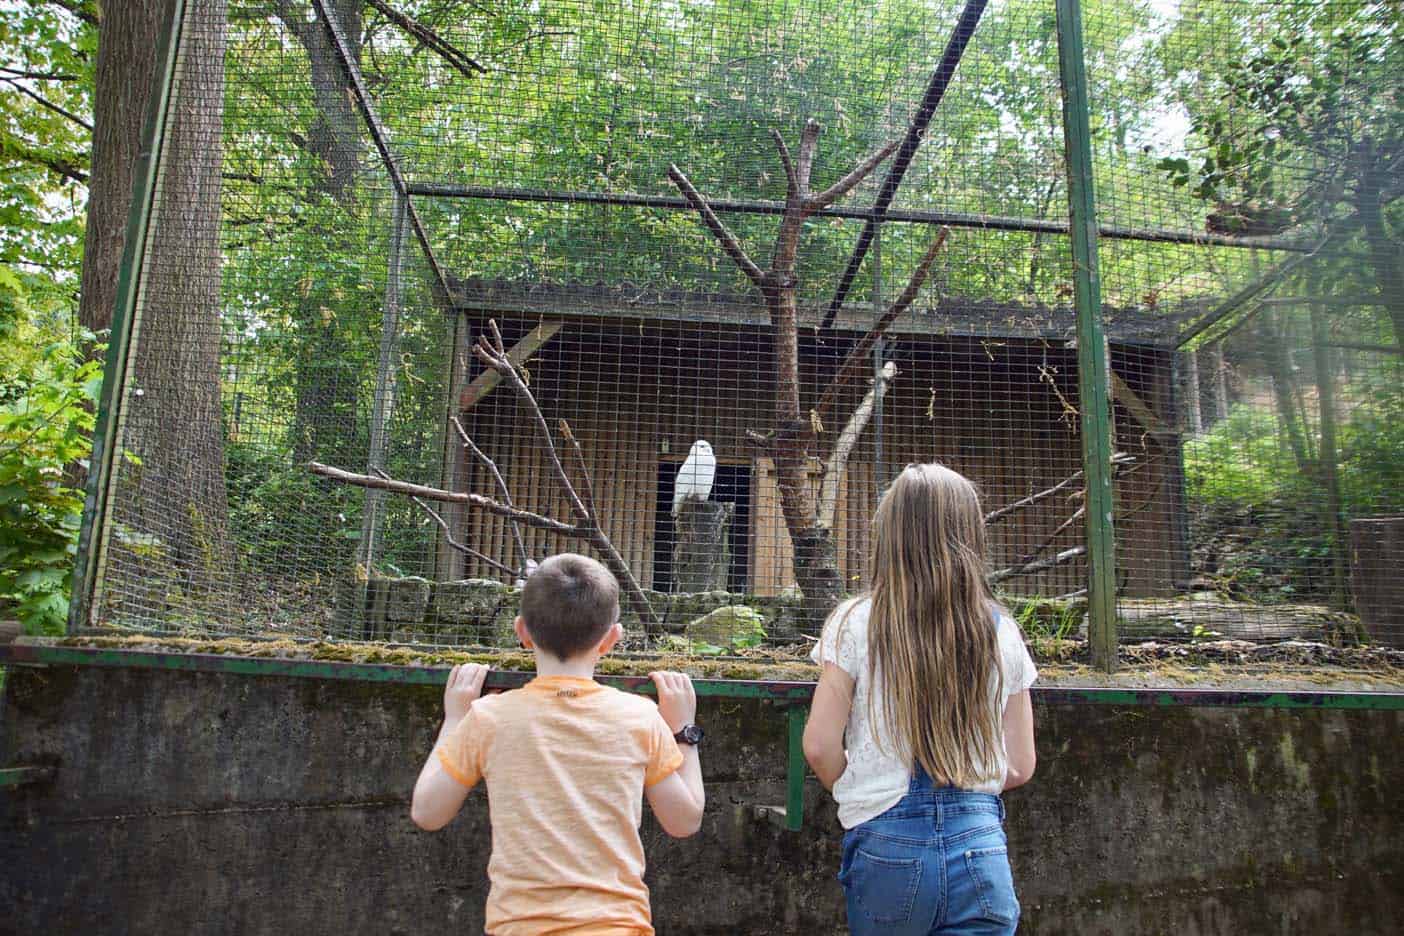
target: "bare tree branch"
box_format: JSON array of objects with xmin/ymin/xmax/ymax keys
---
[
  {"xmin": 1014, "ymin": 506, "xmax": 1085, "ymax": 567},
  {"xmin": 806, "ymin": 139, "xmax": 899, "ymax": 212},
  {"xmin": 468, "ymin": 321, "xmax": 655, "ymax": 627},
  {"xmin": 0, "ymin": 66, "xmax": 82, "ymax": 82},
  {"xmin": 0, "ymin": 135, "xmax": 87, "ymax": 184},
  {"xmin": 365, "ymin": 0, "xmax": 488, "ymax": 77},
  {"xmin": 770, "ymin": 128, "xmax": 798, "ymax": 201},
  {"xmin": 795, "ymin": 118, "xmax": 822, "ymax": 192},
  {"xmin": 813, "ymin": 227, "xmax": 949, "ymax": 427},
  {"xmin": 472, "ymin": 329, "xmax": 589, "ymax": 520},
  {"xmin": 819, "ymin": 361, "xmax": 897, "ymax": 528},
  {"xmin": 989, "ymin": 545, "xmax": 1087, "ymax": 584},
  {"xmin": 984, "ymin": 452, "xmax": 1134, "ymax": 525},
  {"xmin": 558, "ymin": 420, "xmax": 598, "ymax": 521},
  {"xmin": 372, "ymin": 468, "xmax": 517, "ymax": 578},
  {"xmin": 1, "ymin": 77, "xmax": 92, "ymax": 130},
  {"xmin": 667, "ymin": 163, "xmax": 766, "ymax": 287},
  {"xmin": 309, "ymin": 462, "xmax": 581, "ymax": 534},
  {"xmin": 450, "ymin": 416, "xmax": 529, "ymax": 575},
  {"xmin": 985, "ymin": 472, "xmax": 1083, "ymax": 525}
]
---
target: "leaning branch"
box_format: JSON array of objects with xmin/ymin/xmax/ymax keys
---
[
  {"xmin": 308, "ymin": 462, "xmax": 580, "ymax": 534},
  {"xmin": 667, "ymin": 164, "xmax": 766, "ymax": 288},
  {"xmin": 451, "ymin": 416, "xmax": 529, "ymax": 575},
  {"xmin": 812, "ymin": 227, "xmax": 948, "ymax": 428},
  {"xmin": 989, "ymin": 545, "xmax": 1087, "ymax": 584},
  {"xmin": 372, "ymin": 468, "xmax": 517, "ymax": 578},
  {"xmin": 806, "ymin": 139, "xmax": 899, "ymax": 212},
  {"xmin": 472, "ymin": 321, "xmax": 589, "ymax": 521},
  {"xmin": 366, "ymin": 0, "xmax": 488, "ymax": 76},
  {"xmin": 819, "ymin": 361, "xmax": 897, "ymax": 529}
]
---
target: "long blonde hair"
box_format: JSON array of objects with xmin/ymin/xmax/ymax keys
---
[{"xmin": 848, "ymin": 462, "xmax": 1003, "ymax": 788}]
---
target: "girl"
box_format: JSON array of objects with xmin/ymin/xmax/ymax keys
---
[{"xmin": 804, "ymin": 463, "xmax": 1037, "ymax": 936}]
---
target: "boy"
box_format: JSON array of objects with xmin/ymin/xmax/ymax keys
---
[{"xmin": 411, "ymin": 553, "xmax": 706, "ymax": 935}]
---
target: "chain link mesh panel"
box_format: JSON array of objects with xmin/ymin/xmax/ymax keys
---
[{"xmin": 86, "ymin": 0, "xmax": 1401, "ymax": 661}]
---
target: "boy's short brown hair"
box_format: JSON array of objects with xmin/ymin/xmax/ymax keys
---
[{"xmin": 520, "ymin": 553, "xmax": 620, "ymax": 660}]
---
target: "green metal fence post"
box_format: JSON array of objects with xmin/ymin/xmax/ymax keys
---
[
  {"xmin": 68, "ymin": 0, "xmax": 189, "ymax": 633},
  {"xmin": 1054, "ymin": 0, "xmax": 1118, "ymax": 671},
  {"xmin": 785, "ymin": 705, "xmax": 807, "ymax": 831}
]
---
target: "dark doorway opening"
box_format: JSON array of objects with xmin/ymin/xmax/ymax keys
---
[{"xmin": 652, "ymin": 459, "xmax": 752, "ymax": 593}]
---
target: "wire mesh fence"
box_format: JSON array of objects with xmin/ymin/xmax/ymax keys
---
[{"xmin": 81, "ymin": 0, "xmax": 1403, "ymax": 661}]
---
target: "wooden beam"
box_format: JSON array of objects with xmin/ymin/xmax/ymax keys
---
[
  {"xmin": 1110, "ymin": 370, "xmax": 1175, "ymax": 440},
  {"xmin": 458, "ymin": 321, "xmax": 563, "ymax": 410}
]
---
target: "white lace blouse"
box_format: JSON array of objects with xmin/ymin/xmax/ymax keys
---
[{"xmin": 810, "ymin": 596, "xmax": 1038, "ymax": 829}]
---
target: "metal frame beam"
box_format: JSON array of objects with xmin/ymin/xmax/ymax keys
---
[
  {"xmin": 1055, "ymin": 0, "xmax": 1118, "ymax": 671},
  {"xmin": 821, "ymin": 0, "xmax": 991, "ymax": 329},
  {"xmin": 308, "ymin": 0, "xmax": 452, "ymax": 302},
  {"xmin": 404, "ymin": 182, "xmax": 1313, "ymax": 253}
]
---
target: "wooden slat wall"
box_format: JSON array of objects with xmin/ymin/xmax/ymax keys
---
[{"xmin": 450, "ymin": 317, "xmax": 1180, "ymax": 598}]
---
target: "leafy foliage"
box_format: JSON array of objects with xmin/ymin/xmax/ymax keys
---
[
  {"xmin": 0, "ymin": 288, "xmax": 100, "ymax": 634},
  {"xmin": 1185, "ymin": 370, "xmax": 1404, "ymax": 604}
]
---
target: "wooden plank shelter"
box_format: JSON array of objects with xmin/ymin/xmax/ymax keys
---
[{"xmin": 437, "ymin": 281, "xmax": 1188, "ymax": 598}]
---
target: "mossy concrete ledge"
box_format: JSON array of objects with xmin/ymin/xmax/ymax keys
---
[{"xmin": 2, "ymin": 660, "xmax": 1401, "ymax": 934}]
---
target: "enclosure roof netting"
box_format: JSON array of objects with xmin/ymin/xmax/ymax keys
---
[{"xmin": 447, "ymin": 276, "xmax": 1198, "ymax": 346}]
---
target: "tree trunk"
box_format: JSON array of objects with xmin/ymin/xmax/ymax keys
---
[
  {"xmin": 1258, "ymin": 311, "xmax": 1312, "ymax": 474},
  {"xmin": 122, "ymin": 0, "xmax": 230, "ymax": 591},
  {"xmin": 78, "ymin": 0, "xmax": 167, "ymax": 336},
  {"xmin": 1355, "ymin": 150, "xmax": 1404, "ymax": 349},
  {"xmin": 278, "ymin": 0, "xmax": 364, "ymax": 469},
  {"xmin": 1183, "ymin": 349, "xmax": 1202, "ymax": 435},
  {"xmin": 278, "ymin": 0, "xmax": 362, "ymax": 201},
  {"xmin": 1309, "ymin": 299, "xmax": 1349, "ymax": 612},
  {"xmin": 672, "ymin": 499, "xmax": 733, "ymax": 593},
  {"xmin": 1210, "ymin": 343, "xmax": 1229, "ymax": 423}
]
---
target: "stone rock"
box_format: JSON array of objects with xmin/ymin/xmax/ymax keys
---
[
  {"xmin": 430, "ymin": 579, "xmax": 519, "ymax": 646},
  {"xmin": 381, "ymin": 576, "xmax": 431, "ymax": 624},
  {"xmin": 686, "ymin": 605, "xmax": 767, "ymax": 650}
]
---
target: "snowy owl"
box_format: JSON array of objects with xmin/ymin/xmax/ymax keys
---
[{"xmin": 672, "ymin": 440, "xmax": 717, "ymax": 516}]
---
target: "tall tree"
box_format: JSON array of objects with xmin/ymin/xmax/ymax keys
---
[
  {"xmin": 76, "ymin": 0, "xmax": 159, "ymax": 334},
  {"xmin": 81, "ymin": 0, "xmax": 231, "ymax": 592}
]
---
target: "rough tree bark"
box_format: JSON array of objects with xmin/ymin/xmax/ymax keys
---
[
  {"xmin": 78, "ymin": 0, "xmax": 165, "ymax": 336},
  {"xmin": 673, "ymin": 499, "xmax": 734, "ymax": 593},
  {"xmin": 120, "ymin": 0, "xmax": 231, "ymax": 584}
]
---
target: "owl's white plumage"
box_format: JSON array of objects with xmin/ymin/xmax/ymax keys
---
[{"xmin": 672, "ymin": 440, "xmax": 717, "ymax": 515}]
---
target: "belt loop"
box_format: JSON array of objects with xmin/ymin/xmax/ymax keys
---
[{"xmin": 997, "ymin": 795, "xmax": 1006, "ymax": 822}]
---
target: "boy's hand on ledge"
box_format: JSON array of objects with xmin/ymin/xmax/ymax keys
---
[
  {"xmin": 650, "ymin": 671, "xmax": 696, "ymax": 734},
  {"xmin": 444, "ymin": 663, "xmax": 490, "ymax": 725}
]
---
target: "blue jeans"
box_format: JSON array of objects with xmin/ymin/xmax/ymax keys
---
[{"xmin": 838, "ymin": 770, "xmax": 1020, "ymax": 935}]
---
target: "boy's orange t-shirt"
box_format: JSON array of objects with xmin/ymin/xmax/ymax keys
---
[{"xmin": 438, "ymin": 674, "xmax": 684, "ymax": 936}]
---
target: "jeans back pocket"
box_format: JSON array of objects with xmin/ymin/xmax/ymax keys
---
[
  {"xmin": 962, "ymin": 845, "xmax": 1020, "ymax": 926},
  {"xmin": 841, "ymin": 846, "xmax": 924, "ymax": 925}
]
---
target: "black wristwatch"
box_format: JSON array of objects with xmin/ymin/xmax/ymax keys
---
[{"xmin": 673, "ymin": 724, "xmax": 704, "ymax": 746}]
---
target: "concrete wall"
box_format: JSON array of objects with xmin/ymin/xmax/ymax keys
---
[{"xmin": 2, "ymin": 664, "xmax": 1400, "ymax": 935}]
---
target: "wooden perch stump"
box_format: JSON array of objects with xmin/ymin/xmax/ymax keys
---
[{"xmin": 673, "ymin": 498, "xmax": 734, "ymax": 593}]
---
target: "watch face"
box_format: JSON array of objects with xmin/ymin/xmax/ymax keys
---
[{"xmin": 677, "ymin": 724, "xmax": 704, "ymax": 745}]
